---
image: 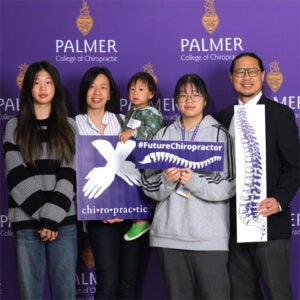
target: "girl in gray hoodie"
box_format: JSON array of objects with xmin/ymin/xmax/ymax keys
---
[{"xmin": 142, "ymin": 74, "xmax": 235, "ymax": 300}]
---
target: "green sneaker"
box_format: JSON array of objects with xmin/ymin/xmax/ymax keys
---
[{"xmin": 124, "ymin": 222, "xmax": 151, "ymax": 241}]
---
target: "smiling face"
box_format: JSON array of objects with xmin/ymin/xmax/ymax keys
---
[
  {"xmin": 176, "ymin": 82, "xmax": 207, "ymax": 123},
  {"xmin": 31, "ymin": 69, "xmax": 55, "ymax": 111},
  {"xmin": 86, "ymin": 74, "xmax": 111, "ymax": 112},
  {"xmin": 128, "ymin": 79, "xmax": 154, "ymax": 109},
  {"xmin": 230, "ymin": 55, "xmax": 265, "ymax": 104}
]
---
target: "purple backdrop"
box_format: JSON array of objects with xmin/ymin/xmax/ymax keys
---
[{"xmin": 1, "ymin": 0, "xmax": 299, "ymax": 299}]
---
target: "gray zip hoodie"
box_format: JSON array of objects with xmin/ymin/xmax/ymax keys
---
[{"xmin": 142, "ymin": 115, "xmax": 235, "ymax": 251}]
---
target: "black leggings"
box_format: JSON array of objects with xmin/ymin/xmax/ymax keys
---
[{"xmin": 88, "ymin": 220, "xmax": 147, "ymax": 300}]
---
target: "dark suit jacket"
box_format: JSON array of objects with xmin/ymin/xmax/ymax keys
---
[{"xmin": 218, "ymin": 94, "xmax": 300, "ymax": 240}]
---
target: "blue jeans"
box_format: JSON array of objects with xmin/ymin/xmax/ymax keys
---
[
  {"xmin": 14, "ymin": 224, "xmax": 77, "ymax": 300},
  {"xmin": 88, "ymin": 220, "xmax": 147, "ymax": 299}
]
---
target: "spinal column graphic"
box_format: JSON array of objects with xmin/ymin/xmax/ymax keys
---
[
  {"xmin": 139, "ymin": 151, "xmax": 221, "ymax": 170},
  {"xmin": 235, "ymin": 106, "xmax": 266, "ymax": 239}
]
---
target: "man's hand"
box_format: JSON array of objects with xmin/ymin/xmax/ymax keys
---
[{"xmin": 257, "ymin": 197, "xmax": 280, "ymax": 217}]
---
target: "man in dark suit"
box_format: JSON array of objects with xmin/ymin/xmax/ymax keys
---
[{"xmin": 218, "ymin": 52, "xmax": 299, "ymax": 299}]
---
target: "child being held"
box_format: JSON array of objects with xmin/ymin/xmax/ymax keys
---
[{"xmin": 119, "ymin": 72, "xmax": 164, "ymax": 241}]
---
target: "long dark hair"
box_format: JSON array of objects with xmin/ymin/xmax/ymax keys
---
[
  {"xmin": 78, "ymin": 66, "xmax": 117, "ymax": 114},
  {"xmin": 15, "ymin": 61, "xmax": 75, "ymax": 165}
]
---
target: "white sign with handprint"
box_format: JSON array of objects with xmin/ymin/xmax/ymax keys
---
[{"xmin": 76, "ymin": 135, "xmax": 151, "ymax": 220}]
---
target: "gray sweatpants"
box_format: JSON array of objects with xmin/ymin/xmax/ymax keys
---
[{"xmin": 156, "ymin": 247, "xmax": 230, "ymax": 300}]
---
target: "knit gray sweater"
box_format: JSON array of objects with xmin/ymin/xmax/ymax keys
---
[{"xmin": 3, "ymin": 117, "xmax": 77, "ymax": 232}]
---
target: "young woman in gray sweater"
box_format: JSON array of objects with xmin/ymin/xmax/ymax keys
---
[{"xmin": 142, "ymin": 74, "xmax": 236, "ymax": 300}]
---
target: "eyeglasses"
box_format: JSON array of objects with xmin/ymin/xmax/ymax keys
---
[
  {"xmin": 233, "ymin": 68, "xmax": 260, "ymax": 78},
  {"xmin": 177, "ymin": 92, "xmax": 202, "ymax": 103}
]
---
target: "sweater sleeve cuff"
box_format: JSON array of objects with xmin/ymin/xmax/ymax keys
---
[{"xmin": 40, "ymin": 218, "xmax": 59, "ymax": 232}]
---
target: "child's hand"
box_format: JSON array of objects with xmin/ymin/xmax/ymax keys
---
[{"xmin": 119, "ymin": 129, "xmax": 135, "ymax": 143}]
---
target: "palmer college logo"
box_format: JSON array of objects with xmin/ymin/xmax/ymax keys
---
[
  {"xmin": 16, "ymin": 63, "xmax": 29, "ymax": 90},
  {"xmin": 143, "ymin": 63, "xmax": 158, "ymax": 83},
  {"xmin": 76, "ymin": 0, "xmax": 94, "ymax": 36},
  {"xmin": 266, "ymin": 61, "xmax": 283, "ymax": 93},
  {"xmin": 202, "ymin": 0, "xmax": 219, "ymax": 34}
]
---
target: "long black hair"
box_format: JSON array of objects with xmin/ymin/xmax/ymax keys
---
[{"xmin": 16, "ymin": 61, "xmax": 75, "ymax": 165}]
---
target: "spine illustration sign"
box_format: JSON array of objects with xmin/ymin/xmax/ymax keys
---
[{"xmin": 235, "ymin": 105, "xmax": 267, "ymax": 243}]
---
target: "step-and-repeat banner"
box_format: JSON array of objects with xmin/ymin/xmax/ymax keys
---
[{"xmin": 1, "ymin": 1, "xmax": 299, "ymax": 299}]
